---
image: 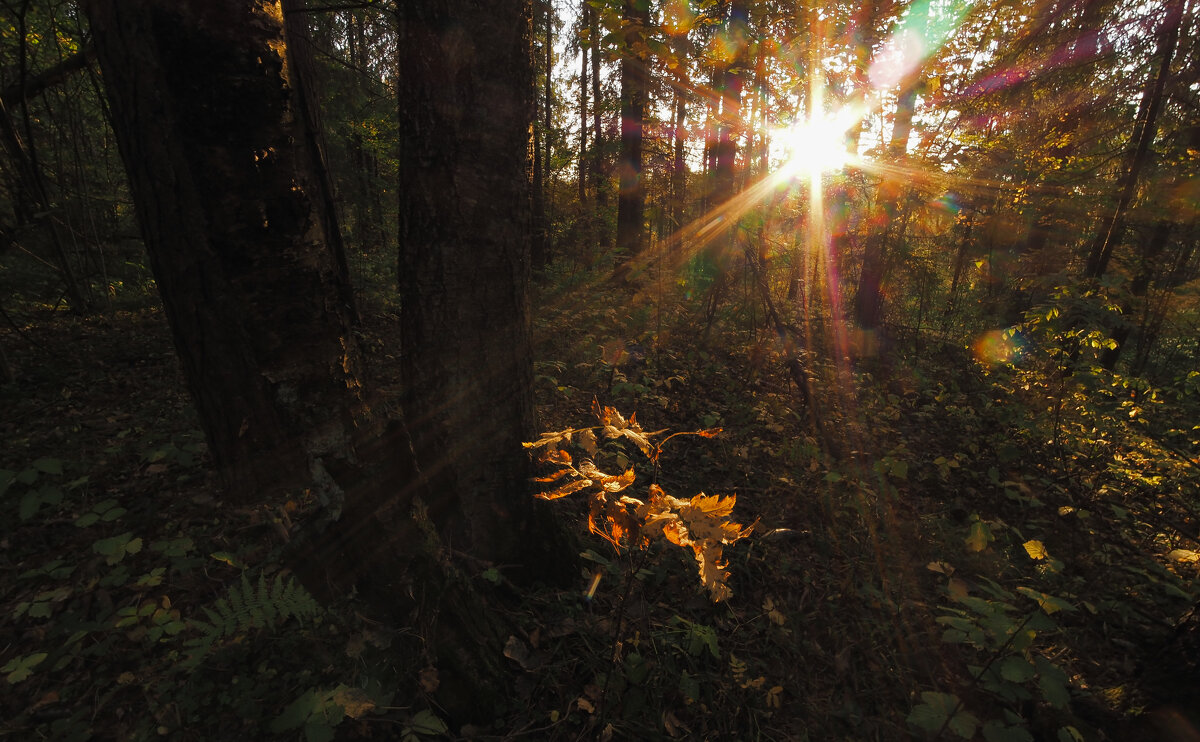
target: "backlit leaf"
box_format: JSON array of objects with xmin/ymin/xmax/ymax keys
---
[
  {"xmin": 965, "ymin": 520, "xmax": 993, "ymax": 552},
  {"xmin": 1023, "ymin": 540, "xmax": 1048, "ymax": 560},
  {"xmin": 535, "ymin": 478, "xmax": 592, "ymax": 500},
  {"xmin": 331, "ymin": 686, "xmax": 375, "ymax": 719}
]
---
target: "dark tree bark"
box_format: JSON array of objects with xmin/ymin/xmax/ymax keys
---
[
  {"xmin": 395, "ymin": 0, "xmax": 566, "ymax": 574},
  {"xmin": 589, "ymin": 1, "xmax": 608, "ymax": 248},
  {"xmin": 670, "ymin": 88, "xmax": 687, "ymax": 239},
  {"xmin": 578, "ymin": 2, "xmax": 589, "ymax": 209},
  {"xmin": 702, "ymin": 0, "xmax": 748, "ymax": 328},
  {"xmin": 614, "ymin": 0, "xmax": 649, "ymax": 278},
  {"xmin": 530, "ymin": 0, "xmax": 551, "ymax": 269},
  {"xmin": 1083, "ymin": 0, "xmax": 1183, "ymax": 279},
  {"xmin": 854, "ymin": 0, "xmax": 927, "ymax": 332},
  {"xmin": 1102, "ymin": 220, "xmax": 1173, "ymax": 369},
  {"xmin": 711, "ymin": 0, "xmax": 746, "ymax": 212},
  {"xmin": 87, "ymin": 0, "xmax": 572, "ymax": 722},
  {"xmin": 83, "ymin": 0, "xmax": 365, "ymax": 503}
]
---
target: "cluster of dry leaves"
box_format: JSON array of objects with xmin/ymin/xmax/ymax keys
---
[{"xmin": 524, "ymin": 401, "xmax": 754, "ymax": 601}]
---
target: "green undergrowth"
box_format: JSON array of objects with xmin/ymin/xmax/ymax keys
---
[{"xmin": 0, "ymin": 270, "xmax": 1196, "ymax": 741}]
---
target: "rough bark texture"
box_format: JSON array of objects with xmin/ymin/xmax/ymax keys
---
[
  {"xmin": 83, "ymin": 0, "xmax": 364, "ymax": 503},
  {"xmin": 88, "ymin": 1, "xmax": 568, "ymax": 722},
  {"xmin": 395, "ymin": 0, "xmax": 570, "ymax": 578}
]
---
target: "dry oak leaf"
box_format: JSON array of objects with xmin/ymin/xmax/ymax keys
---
[
  {"xmin": 535, "ymin": 478, "xmax": 592, "ymax": 501},
  {"xmin": 332, "ymin": 686, "xmax": 376, "ymax": 719}
]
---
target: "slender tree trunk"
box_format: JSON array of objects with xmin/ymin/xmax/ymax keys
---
[
  {"xmin": 854, "ymin": 0, "xmax": 926, "ymax": 331},
  {"xmin": 670, "ymin": 88, "xmax": 687, "ymax": 239},
  {"xmin": 614, "ymin": 0, "xmax": 649, "ymax": 280},
  {"xmin": 703, "ymin": 0, "xmax": 748, "ymax": 327},
  {"xmin": 531, "ymin": 0, "xmax": 548, "ymax": 269},
  {"xmin": 578, "ymin": 5, "xmax": 589, "ymax": 210},
  {"xmin": 590, "ymin": 2, "xmax": 607, "ymax": 250},
  {"xmin": 538, "ymin": 0, "xmax": 554, "ymax": 266},
  {"xmin": 1102, "ymin": 219, "xmax": 1173, "ymax": 369},
  {"xmin": 1083, "ymin": 0, "xmax": 1183, "ymax": 279},
  {"xmin": 946, "ymin": 213, "xmax": 975, "ymax": 314}
]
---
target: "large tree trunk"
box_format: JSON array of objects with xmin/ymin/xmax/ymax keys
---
[
  {"xmin": 87, "ymin": 0, "xmax": 573, "ymax": 723},
  {"xmin": 395, "ymin": 0, "xmax": 568, "ymax": 576},
  {"xmin": 83, "ymin": 0, "xmax": 365, "ymax": 504}
]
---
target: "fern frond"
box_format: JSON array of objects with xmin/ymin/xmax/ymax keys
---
[{"xmin": 182, "ymin": 572, "xmax": 322, "ymax": 670}]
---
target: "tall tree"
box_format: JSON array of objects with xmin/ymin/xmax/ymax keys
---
[
  {"xmin": 82, "ymin": 0, "xmax": 367, "ymax": 502},
  {"xmin": 854, "ymin": 0, "xmax": 930, "ymax": 331},
  {"xmin": 85, "ymin": 0, "xmax": 571, "ymax": 719},
  {"xmin": 394, "ymin": 0, "xmax": 563, "ymax": 570},
  {"xmin": 1083, "ymin": 0, "xmax": 1185, "ymax": 279},
  {"xmin": 614, "ymin": 0, "xmax": 650, "ymax": 275}
]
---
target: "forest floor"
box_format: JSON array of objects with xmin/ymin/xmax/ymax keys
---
[{"xmin": 1, "ymin": 278, "xmax": 1198, "ymax": 741}]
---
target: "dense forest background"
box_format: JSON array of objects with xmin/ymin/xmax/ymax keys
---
[{"xmin": 1, "ymin": 0, "xmax": 1198, "ymax": 740}]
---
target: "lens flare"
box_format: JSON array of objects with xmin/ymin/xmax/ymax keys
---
[{"xmin": 973, "ymin": 329, "xmax": 1025, "ymax": 364}]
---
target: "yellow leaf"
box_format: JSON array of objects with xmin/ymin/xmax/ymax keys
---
[
  {"xmin": 332, "ymin": 686, "xmax": 376, "ymax": 719},
  {"xmin": 765, "ymin": 685, "xmax": 783, "ymax": 708},
  {"xmin": 1023, "ymin": 540, "xmax": 1048, "ymax": 560},
  {"xmin": 688, "ymin": 493, "xmax": 736, "ymax": 518},
  {"xmin": 418, "ymin": 666, "xmax": 439, "ymax": 693},
  {"xmin": 534, "ymin": 468, "xmax": 576, "ymax": 483},
  {"xmin": 947, "ymin": 578, "xmax": 970, "ymax": 602},
  {"xmin": 578, "ymin": 429, "xmax": 599, "ymax": 454},
  {"xmin": 523, "ymin": 431, "xmax": 568, "ymax": 449},
  {"xmin": 535, "ymin": 478, "xmax": 592, "ymax": 500}
]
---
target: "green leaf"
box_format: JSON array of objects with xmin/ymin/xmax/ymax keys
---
[
  {"xmin": 3, "ymin": 653, "xmax": 47, "ymax": 683},
  {"xmin": 271, "ymin": 690, "xmax": 318, "ymax": 733},
  {"xmin": 679, "ymin": 670, "xmax": 700, "ymax": 703},
  {"xmin": 409, "ymin": 709, "xmax": 448, "ymax": 735},
  {"xmin": 907, "ymin": 691, "xmax": 959, "ymax": 733},
  {"xmin": 1016, "ymin": 587, "xmax": 1074, "ymax": 615},
  {"xmin": 998, "ymin": 655, "xmax": 1036, "ymax": 683},
  {"xmin": 624, "ymin": 651, "xmax": 649, "ymax": 684},
  {"xmin": 966, "ymin": 519, "xmax": 994, "ymax": 552},
  {"xmin": 210, "ymin": 551, "xmax": 246, "ymax": 569},
  {"xmin": 1057, "ymin": 726, "xmax": 1084, "ymax": 742},
  {"xmin": 32, "ymin": 457, "xmax": 62, "ymax": 475},
  {"xmin": 304, "ymin": 721, "xmax": 336, "ymax": 742},
  {"xmin": 41, "ymin": 486, "xmax": 63, "ymax": 506},
  {"xmin": 949, "ymin": 708, "xmax": 980, "ymax": 739},
  {"xmin": 19, "ymin": 491, "xmax": 41, "ymax": 520},
  {"xmin": 74, "ymin": 512, "xmax": 100, "ymax": 528}
]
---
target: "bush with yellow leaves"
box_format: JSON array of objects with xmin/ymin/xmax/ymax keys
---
[{"xmin": 524, "ymin": 400, "xmax": 754, "ymax": 602}]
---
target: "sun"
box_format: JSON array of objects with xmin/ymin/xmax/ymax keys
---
[{"xmin": 774, "ymin": 111, "xmax": 856, "ymax": 180}]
